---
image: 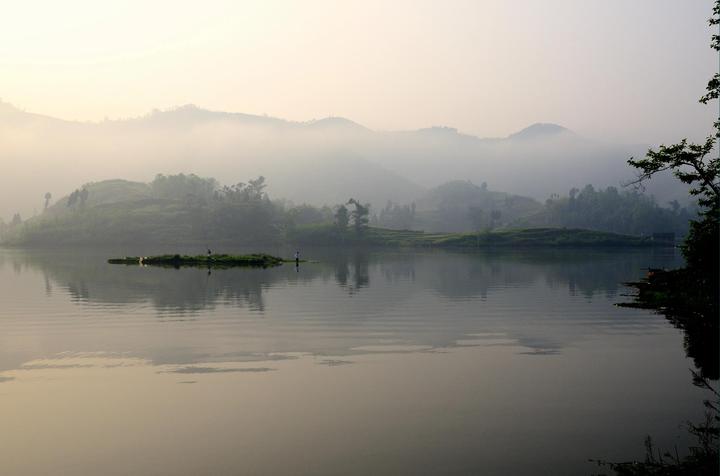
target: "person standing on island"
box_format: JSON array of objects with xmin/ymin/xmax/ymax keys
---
[{"xmin": 294, "ymin": 250, "xmax": 300, "ymax": 265}]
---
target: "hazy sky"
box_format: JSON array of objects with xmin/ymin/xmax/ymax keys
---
[{"xmin": 0, "ymin": 0, "xmax": 716, "ymax": 143}]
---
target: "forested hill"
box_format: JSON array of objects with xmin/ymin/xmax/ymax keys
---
[{"xmin": 0, "ymin": 174, "xmax": 693, "ymax": 246}]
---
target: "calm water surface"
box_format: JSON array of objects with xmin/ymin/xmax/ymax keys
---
[{"xmin": 0, "ymin": 246, "xmax": 705, "ymax": 475}]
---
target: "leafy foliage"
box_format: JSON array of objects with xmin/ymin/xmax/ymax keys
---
[
  {"xmin": 529, "ymin": 185, "xmax": 694, "ymax": 237},
  {"xmin": 347, "ymin": 198, "xmax": 370, "ymax": 234},
  {"xmin": 627, "ymin": 0, "xmax": 719, "ymax": 279},
  {"xmin": 151, "ymin": 173, "xmax": 218, "ymax": 203},
  {"xmin": 374, "ymin": 201, "xmax": 416, "ymax": 230},
  {"xmin": 598, "ymin": 3, "xmax": 719, "ymax": 474},
  {"xmin": 334, "ymin": 205, "xmax": 349, "ymax": 231},
  {"xmin": 66, "ymin": 188, "xmax": 89, "ymax": 208}
]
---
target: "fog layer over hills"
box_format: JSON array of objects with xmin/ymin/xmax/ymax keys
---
[{"xmin": 0, "ymin": 101, "xmax": 685, "ymax": 221}]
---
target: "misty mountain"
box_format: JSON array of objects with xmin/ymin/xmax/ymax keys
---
[
  {"xmin": 507, "ymin": 123, "xmax": 571, "ymax": 141},
  {"xmin": 0, "ymin": 101, "xmax": 685, "ymax": 221}
]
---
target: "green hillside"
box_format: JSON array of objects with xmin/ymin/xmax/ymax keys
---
[{"xmin": 0, "ymin": 175, "xmax": 667, "ymax": 248}]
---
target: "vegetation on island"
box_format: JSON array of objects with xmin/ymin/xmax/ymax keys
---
[{"xmin": 108, "ymin": 253, "xmax": 288, "ymax": 268}]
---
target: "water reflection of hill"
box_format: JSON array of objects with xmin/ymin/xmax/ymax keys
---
[
  {"xmin": 7, "ymin": 247, "xmax": 681, "ymax": 309},
  {"xmin": 408, "ymin": 248, "xmax": 681, "ymax": 300},
  {"xmin": 3, "ymin": 250, "xmax": 322, "ymax": 313},
  {"xmin": 0, "ymin": 247, "xmax": 683, "ymax": 367}
]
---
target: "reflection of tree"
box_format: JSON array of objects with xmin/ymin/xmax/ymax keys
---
[
  {"xmin": 333, "ymin": 250, "xmax": 370, "ymax": 294},
  {"xmin": 12, "ymin": 247, "xmax": 682, "ymax": 313},
  {"xmin": 2, "ymin": 246, "xmax": 686, "ymax": 360},
  {"xmin": 423, "ymin": 253, "xmax": 515, "ymax": 300},
  {"xmin": 13, "ymin": 251, "xmax": 324, "ymax": 315},
  {"xmin": 334, "ymin": 258, "xmax": 348, "ymax": 287},
  {"xmin": 622, "ymin": 288, "xmax": 718, "ymax": 380},
  {"xmin": 672, "ymin": 312, "xmax": 718, "ymax": 380},
  {"xmin": 380, "ymin": 255, "xmax": 416, "ymax": 283},
  {"xmin": 43, "ymin": 271, "xmax": 52, "ymax": 296},
  {"xmin": 415, "ymin": 249, "xmax": 682, "ymax": 302},
  {"xmin": 598, "ymin": 304, "xmax": 718, "ymax": 474},
  {"xmin": 541, "ymin": 251, "xmax": 653, "ymax": 300}
]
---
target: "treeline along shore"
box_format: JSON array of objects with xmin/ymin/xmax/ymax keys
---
[{"xmin": 0, "ymin": 174, "xmax": 687, "ymax": 248}]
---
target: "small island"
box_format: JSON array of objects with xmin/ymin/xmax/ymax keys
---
[{"xmin": 108, "ymin": 253, "xmax": 291, "ymax": 268}]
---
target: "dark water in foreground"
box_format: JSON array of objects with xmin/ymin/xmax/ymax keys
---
[{"xmin": 0, "ymin": 246, "xmax": 704, "ymax": 475}]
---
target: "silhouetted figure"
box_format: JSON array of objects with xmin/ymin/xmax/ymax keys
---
[
  {"xmin": 207, "ymin": 248, "xmax": 212, "ymax": 257},
  {"xmin": 294, "ymin": 250, "xmax": 300, "ymax": 265}
]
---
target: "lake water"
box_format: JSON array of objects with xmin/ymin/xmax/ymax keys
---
[{"xmin": 0, "ymin": 246, "xmax": 706, "ymax": 475}]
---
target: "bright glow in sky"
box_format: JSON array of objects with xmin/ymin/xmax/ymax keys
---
[{"xmin": 0, "ymin": 0, "xmax": 716, "ymax": 142}]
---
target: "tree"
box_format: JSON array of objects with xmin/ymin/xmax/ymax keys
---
[
  {"xmin": 65, "ymin": 188, "xmax": 89, "ymax": 209},
  {"xmin": 44, "ymin": 192, "xmax": 52, "ymax": 210},
  {"xmin": 377, "ymin": 201, "xmax": 415, "ymax": 230},
  {"xmin": 347, "ymin": 198, "xmax": 369, "ymax": 234},
  {"xmin": 246, "ymin": 176, "xmax": 267, "ymax": 201},
  {"xmin": 627, "ymin": 2, "xmax": 719, "ymax": 276},
  {"xmin": 152, "ymin": 173, "xmax": 218, "ymax": 202},
  {"xmin": 217, "ymin": 176, "xmax": 267, "ymax": 204},
  {"xmin": 593, "ymin": 7, "xmax": 720, "ymax": 472},
  {"xmin": 67, "ymin": 189, "xmax": 79, "ymax": 207},
  {"xmin": 335, "ymin": 205, "xmax": 349, "ymax": 232},
  {"xmin": 539, "ymin": 185, "xmax": 691, "ymax": 236}
]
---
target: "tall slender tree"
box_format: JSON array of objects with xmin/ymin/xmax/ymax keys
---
[{"xmin": 347, "ymin": 198, "xmax": 369, "ymax": 235}]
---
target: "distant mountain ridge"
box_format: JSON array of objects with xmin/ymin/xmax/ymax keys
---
[
  {"xmin": 0, "ymin": 100, "xmax": 562, "ymax": 139},
  {"xmin": 0, "ymin": 100, "xmax": 687, "ymax": 221}
]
